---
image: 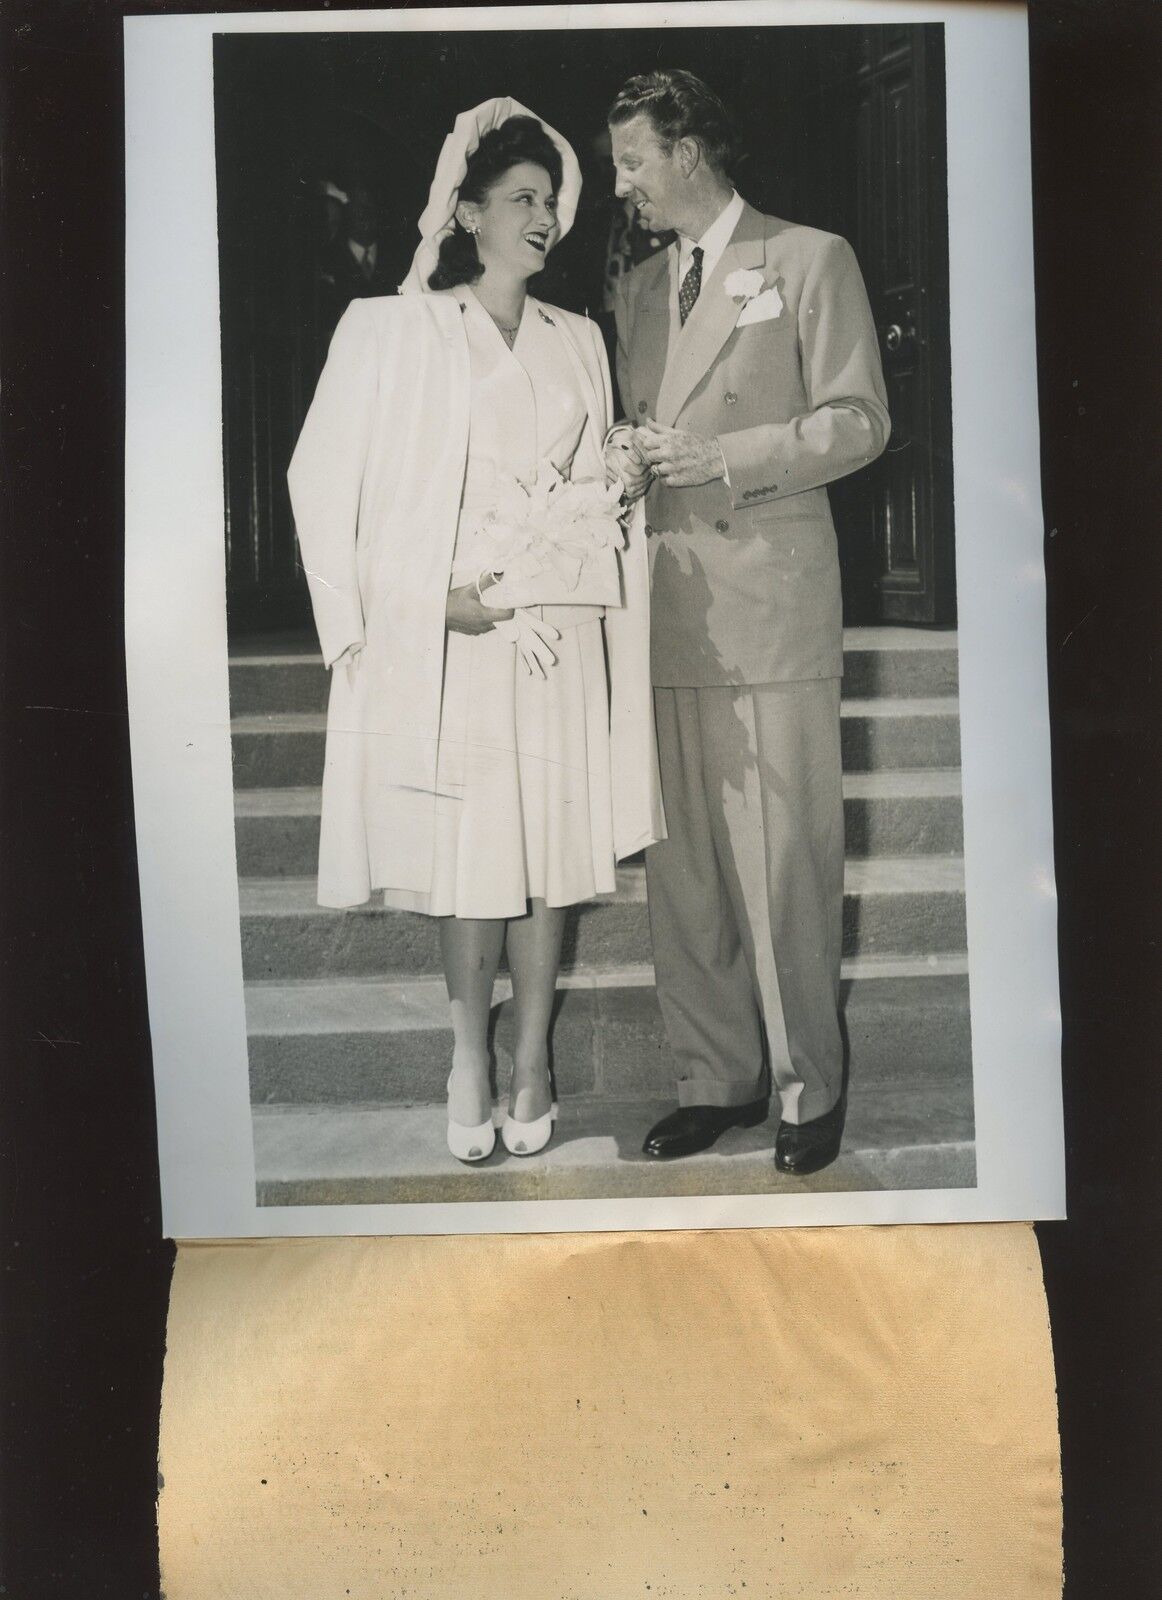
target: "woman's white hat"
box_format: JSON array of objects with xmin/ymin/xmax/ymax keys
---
[{"xmin": 399, "ymin": 97, "xmax": 582, "ymax": 295}]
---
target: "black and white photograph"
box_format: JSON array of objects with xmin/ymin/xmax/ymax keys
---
[
  {"xmin": 124, "ymin": 3, "xmax": 1064, "ymax": 1237},
  {"xmin": 14, "ymin": 1, "xmax": 1162, "ymax": 1591}
]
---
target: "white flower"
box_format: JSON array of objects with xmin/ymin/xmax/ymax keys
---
[
  {"xmin": 474, "ymin": 461, "xmax": 625, "ymax": 592},
  {"xmin": 724, "ymin": 267, "xmax": 767, "ymax": 303}
]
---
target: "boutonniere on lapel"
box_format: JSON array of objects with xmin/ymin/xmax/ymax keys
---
[{"xmin": 724, "ymin": 268, "xmax": 784, "ymax": 326}]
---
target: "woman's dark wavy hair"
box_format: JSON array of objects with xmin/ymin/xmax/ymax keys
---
[
  {"xmin": 608, "ymin": 69, "xmax": 739, "ymax": 178},
  {"xmin": 427, "ymin": 115, "xmax": 564, "ymax": 291}
]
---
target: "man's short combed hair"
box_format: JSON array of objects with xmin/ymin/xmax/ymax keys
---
[{"xmin": 608, "ymin": 69, "xmax": 739, "ymax": 177}]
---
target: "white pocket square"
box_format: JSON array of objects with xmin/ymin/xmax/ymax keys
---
[{"xmin": 736, "ymin": 286, "xmax": 784, "ymax": 326}]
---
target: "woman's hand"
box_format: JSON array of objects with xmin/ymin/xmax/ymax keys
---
[
  {"xmin": 604, "ymin": 434, "xmax": 653, "ymax": 505},
  {"xmin": 330, "ymin": 641, "xmax": 365, "ymax": 689},
  {"xmin": 446, "ymin": 576, "xmax": 515, "ymax": 635},
  {"xmin": 331, "ymin": 642, "xmax": 364, "ymax": 669}
]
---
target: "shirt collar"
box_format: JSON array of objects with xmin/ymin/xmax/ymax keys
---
[{"xmin": 677, "ymin": 190, "xmax": 744, "ymax": 282}]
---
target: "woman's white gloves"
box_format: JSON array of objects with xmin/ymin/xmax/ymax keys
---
[
  {"xmin": 492, "ymin": 609, "xmax": 560, "ymax": 676},
  {"xmin": 445, "ymin": 578, "xmax": 559, "ymax": 674}
]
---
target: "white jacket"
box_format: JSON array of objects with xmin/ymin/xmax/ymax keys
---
[{"xmin": 288, "ymin": 290, "xmax": 664, "ymax": 907}]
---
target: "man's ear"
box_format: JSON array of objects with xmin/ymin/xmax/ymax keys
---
[{"xmin": 676, "ymin": 136, "xmax": 702, "ymax": 178}]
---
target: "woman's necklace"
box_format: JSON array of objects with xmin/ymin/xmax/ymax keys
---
[{"xmin": 482, "ymin": 303, "xmax": 523, "ymax": 348}]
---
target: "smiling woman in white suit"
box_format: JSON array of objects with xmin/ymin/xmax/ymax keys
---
[{"xmin": 287, "ymin": 102, "xmax": 663, "ymax": 1166}]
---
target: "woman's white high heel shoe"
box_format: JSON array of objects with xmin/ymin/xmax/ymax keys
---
[
  {"xmin": 501, "ymin": 1071, "xmax": 556, "ymax": 1157},
  {"xmin": 446, "ymin": 1072, "xmax": 496, "ymax": 1163}
]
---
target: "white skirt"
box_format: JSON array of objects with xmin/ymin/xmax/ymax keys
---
[{"xmin": 382, "ymin": 616, "xmax": 616, "ymax": 919}]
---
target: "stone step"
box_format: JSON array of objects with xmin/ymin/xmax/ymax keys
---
[
  {"xmin": 238, "ymin": 857, "xmax": 966, "ymax": 981},
  {"xmin": 840, "ymin": 697, "xmax": 962, "ymax": 772},
  {"xmin": 234, "ymin": 786, "xmax": 320, "ymax": 879},
  {"xmin": 228, "ymin": 626, "xmax": 960, "ymax": 717},
  {"xmin": 229, "ymin": 698, "xmax": 962, "ymax": 789},
  {"xmin": 233, "ymin": 768, "xmax": 965, "ymax": 878},
  {"xmin": 230, "ymin": 652, "xmax": 326, "ymax": 718},
  {"xmin": 842, "ymin": 769, "xmax": 963, "ymax": 856},
  {"xmin": 252, "ymin": 1083, "xmax": 976, "ymax": 1205},
  {"xmin": 841, "ymin": 627, "xmax": 959, "ymax": 700},
  {"xmin": 245, "ymin": 962, "xmax": 971, "ymax": 1107},
  {"xmin": 240, "ymin": 865, "xmax": 651, "ymax": 980}
]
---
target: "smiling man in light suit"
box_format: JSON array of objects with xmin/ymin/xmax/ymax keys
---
[{"xmin": 605, "ymin": 70, "xmax": 890, "ymax": 1175}]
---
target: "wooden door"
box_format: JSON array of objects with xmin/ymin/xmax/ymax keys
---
[
  {"xmin": 840, "ymin": 25, "xmax": 956, "ymax": 624},
  {"xmin": 215, "ymin": 39, "xmax": 417, "ymax": 637},
  {"xmin": 216, "ymin": 55, "xmax": 316, "ymax": 637}
]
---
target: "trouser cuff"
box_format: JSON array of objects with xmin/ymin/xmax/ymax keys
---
[
  {"xmin": 676, "ymin": 1077, "xmax": 765, "ymax": 1110},
  {"xmin": 776, "ymin": 1084, "xmax": 844, "ymax": 1127}
]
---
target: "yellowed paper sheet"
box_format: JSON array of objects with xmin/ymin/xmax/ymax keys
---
[{"xmin": 160, "ymin": 1224, "xmax": 1061, "ymax": 1597}]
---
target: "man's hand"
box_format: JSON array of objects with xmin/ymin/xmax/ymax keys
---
[
  {"xmin": 447, "ymin": 578, "xmax": 515, "ymax": 636},
  {"xmin": 633, "ymin": 418, "xmax": 727, "ymax": 488}
]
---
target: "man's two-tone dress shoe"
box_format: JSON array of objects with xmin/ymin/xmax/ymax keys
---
[
  {"xmin": 773, "ymin": 1094, "xmax": 847, "ymax": 1176},
  {"xmin": 642, "ymin": 1099, "xmax": 769, "ymax": 1160}
]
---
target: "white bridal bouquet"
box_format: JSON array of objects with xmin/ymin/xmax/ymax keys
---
[{"xmin": 476, "ymin": 461, "xmax": 626, "ymax": 612}]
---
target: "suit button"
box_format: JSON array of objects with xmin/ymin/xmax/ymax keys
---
[
  {"xmin": 638, "ymin": 400, "xmax": 648, "ymax": 414},
  {"xmin": 644, "ymin": 523, "xmax": 654, "ymax": 537},
  {"xmin": 724, "ymin": 391, "xmax": 738, "ymax": 405},
  {"xmin": 715, "ymin": 519, "xmax": 729, "ymax": 533}
]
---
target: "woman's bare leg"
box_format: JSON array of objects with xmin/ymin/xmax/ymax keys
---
[
  {"xmin": 504, "ymin": 897, "xmax": 566, "ymax": 1121},
  {"xmin": 439, "ymin": 915, "xmax": 505, "ymax": 1127}
]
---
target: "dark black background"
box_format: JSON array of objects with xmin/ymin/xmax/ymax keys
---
[{"xmin": 1, "ymin": 2, "xmax": 1159, "ymax": 1593}]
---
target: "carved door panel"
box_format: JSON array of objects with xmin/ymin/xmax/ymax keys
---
[{"xmin": 840, "ymin": 25, "xmax": 955, "ymax": 624}]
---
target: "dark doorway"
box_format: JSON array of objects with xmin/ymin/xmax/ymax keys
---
[{"xmin": 214, "ymin": 24, "xmax": 954, "ymax": 638}]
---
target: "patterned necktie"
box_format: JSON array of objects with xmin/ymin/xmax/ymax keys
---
[{"xmin": 678, "ymin": 245, "xmax": 703, "ymax": 325}]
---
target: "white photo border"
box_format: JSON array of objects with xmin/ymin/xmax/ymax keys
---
[{"xmin": 124, "ymin": 1, "xmax": 1064, "ymax": 1238}]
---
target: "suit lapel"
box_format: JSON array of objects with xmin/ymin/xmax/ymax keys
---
[
  {"xmin": 656, "ymin": 203, "xmax": 767, "ymax": 426},
  {"xmin": 627, "ymin": 247, "xmax": 673, "ymax": 422}
]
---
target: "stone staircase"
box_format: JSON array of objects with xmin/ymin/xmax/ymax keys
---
[{"xmin": 231, "ymin": 626, "xmax": 975, "ymax": 1205}]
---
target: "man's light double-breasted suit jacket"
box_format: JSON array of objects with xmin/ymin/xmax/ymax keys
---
[{"xmin": 613, "ymin": 201, "xmax": 891, "ymax": 687}]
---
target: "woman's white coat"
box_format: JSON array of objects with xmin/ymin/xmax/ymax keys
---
[{"xmin": 287, "ymin": 290, "xmax": 664, "ymax": 908}]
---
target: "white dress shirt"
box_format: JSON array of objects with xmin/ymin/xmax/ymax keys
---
[
  {"xmin": 668, "ymin": 189, "xmax": 745, "ymax": 330},
  {"xmin": 605, "ymin": 191, "xmax": 745, "ymax": 487},
  {"xmin": 663, "ymin": 191, "xmax": 745, "ymax": 483},
  {"xmin": 347, "ymin": 239, "xmax": 378, "ymax": 277}
]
